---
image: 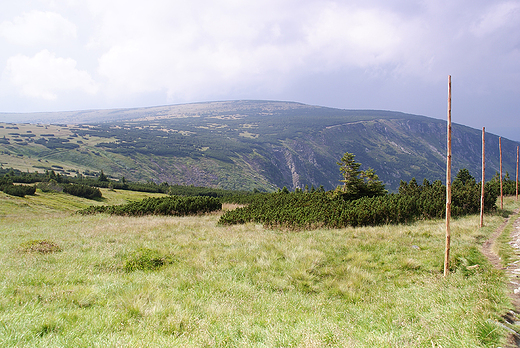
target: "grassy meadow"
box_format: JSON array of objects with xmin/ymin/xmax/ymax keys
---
[
  {"xmin": 0, "ymin": 122, "xmax": 114, "ymax": 175},
  {"xmin": 1, "ymin": 189, "xmax": 520, "ymax": 347}
]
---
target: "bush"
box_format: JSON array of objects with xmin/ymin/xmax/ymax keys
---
[
  {"xmin": 1, "ymin": 183, "xmax": 36, "ymax": 197},
  {"xmin": 34, "ymin": 181, "xmax": 102, "ymax": 199},
  {"xmin": 62, "ymin": 184, "xmax": 102, "ymax": 199},
  {"xmin": 218, "ymin": 192, "xmax": 418, "ymax": 229},
  {"xmin": 80, "ymin": 196, "xmax": 222, "ymax": 216},
  {"xmin": 218, "ymin": 172, "xmax": 499, "ymax": 230},
  {"xmin": 36, "ymin": 180, "xmax": 63, "ymax": 193},
  {"xmin": 487, "ymin": 172, "xmax": 518, "ymax": 197}
]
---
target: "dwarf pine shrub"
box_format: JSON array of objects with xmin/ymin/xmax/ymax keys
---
[
  {"xmin": 62, "ymin": 183, "xmax": 102, "ymax": 199},
  {"xmin": 80, "ymin": 196, "xmax": 221, "ymax": 216},
  {"xmin": 0, "ymin": 177, "xmax": 36, "ymax": 197},
  {"xmin": 218, "ymin": 170, "xmax": 499, "ymax": 230}
]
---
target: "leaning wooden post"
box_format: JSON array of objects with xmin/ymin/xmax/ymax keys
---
[
  {"xmin": 444, "ymin": 75, "xmax": 452, "ymax": 277},
  {"xmin": 480, "ymin": 127, "xmax": 485, "ymax": 228},
  {"xmin": 500, "ymin": 137, "xmax": 503, "ymax": 210}
]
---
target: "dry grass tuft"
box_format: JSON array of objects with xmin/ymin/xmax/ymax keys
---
[
  {"xmin": 221, "ymin": 203, "xmax": 245, "ymax": 211},
  {"xmin": 18, "ymin": 239, "xmax": 62, "ymax": 254}
]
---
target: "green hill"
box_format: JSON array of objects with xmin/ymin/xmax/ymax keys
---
[{"xmin": 1, "ymin": 100, "xmax": 518, "ymax": 191}]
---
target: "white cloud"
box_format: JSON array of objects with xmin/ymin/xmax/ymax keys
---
[
  {"xmin": 3, "ymin": 49, "xmax": 98, "ymax": 100},
  {"xmin": 91, "ymin": 0, "xmax": 431, "ymax": 102},
  {"xmin": 92, "ymin": 0, "xmax": 303, "ymax": 100},
  {"xmin": 0, "ymin": 10, "xmax": 76, "ymax": 46},
  {"xmin": 304, "ymin": 4, "xmax": 403, "ymax": 68},
  {"xmin": 470, "ymin": 1, "xmax": 520, "ymax": 37}
]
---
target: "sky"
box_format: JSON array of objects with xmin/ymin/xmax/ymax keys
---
[{"xmin": 1, "ymin": 0, "xmax": 519, "ymax": 141}]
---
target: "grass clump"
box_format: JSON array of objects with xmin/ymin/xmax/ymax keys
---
[
  {"xmin": 122, "ymin": 247, "xmax": 173, "ymax": 272},
  {"xmin": 18, "ymin": 239, "xmax": 61, "ymax": 254}
]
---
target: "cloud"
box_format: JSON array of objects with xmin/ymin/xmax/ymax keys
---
[
  {"xmin": 93, "ymin": 1, "xmax": 300, "ymax": 100},
  {"xmin": 3, "ymin": 49, "xmax": 98, "ymax": 100},
  {"xmin": 92, "ymin": 0, "xmax": 432, "ymax": 102},
  {"xmin": 304, "ymin": 4, "xmax": 403, "ymax": 68},
  {"xmin": 0, "ymin": 10, "xmax": 76, "ymax": 46},
  {"xmin": 0, "ymin": 0, "xmax": 519, "ymax": 141},
  {"xmin": 470, "ymin": 1, "xmax": 520, "ymax": 37}
]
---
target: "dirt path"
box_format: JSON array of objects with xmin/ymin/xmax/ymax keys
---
[
  {"xmin": 481, "ymin": 209, "xmax": 520, "ymax": 346},
  {"xmin": 482, "ymin": 210, "xmax": 520, "ymax": 305},
  {"xmin": 481, "ymin": 218, "xmax": 510, "ymax": 268}
]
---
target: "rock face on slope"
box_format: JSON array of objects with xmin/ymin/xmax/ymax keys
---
[{"xmin": 1, "ymin": 100, "xmax": 518, "ymax": 192}]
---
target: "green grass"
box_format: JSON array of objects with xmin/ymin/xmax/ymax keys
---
[
  {"xmin": 0, "ymin": 122, "xmax": 93, "ymax": 174},
  {"xmin": 494, "ymin": 198, "xmax": 520, "ymax": 267},
  {"xmin": 0, "ymin": 188, "xmax": 166, "ymax": 218},
  {"xmin": 0, "ymin": 193, "xmax": 519, "ymax": 347}
]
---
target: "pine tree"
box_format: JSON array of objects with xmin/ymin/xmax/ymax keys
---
[
  {"xmin": 336, "ymin": 152, "xmax": 386, "ymax": 200},
  {"xmin": 98, "ymin": 170, "xmax": 108, "ymax": 182},
  {"xmin": 337, "ymin": 152, "xmax": 363, "ymax": 197}
]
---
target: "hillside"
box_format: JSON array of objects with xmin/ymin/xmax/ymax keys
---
[{"xmin": 1, "ymin": 100, "xmax": 519, "ymax": 191}]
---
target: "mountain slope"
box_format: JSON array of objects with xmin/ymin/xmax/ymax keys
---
[{"xmin": 1, "ymin": 100, "xmax": 518, "ymax": 192}]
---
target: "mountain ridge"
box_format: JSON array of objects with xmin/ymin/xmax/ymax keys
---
[
  {"xmin": 1, "ymin": 100, "xmax": 435, "ymax": 125},
  {"xmin": 1, "ymin": 100, "xmax": 518, "ymax": 192}
]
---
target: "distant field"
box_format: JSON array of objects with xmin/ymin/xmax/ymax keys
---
[
  {"xmin": 0, "ymin": 190, "xmax": 519, "ymax": 346},
  {"xmin": 0, "ymin": 122, "xmax": 121, "ymax": 178}
]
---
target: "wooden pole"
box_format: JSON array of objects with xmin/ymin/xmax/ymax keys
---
[
  {"xmin": 516, "ymin": 146, "xmax": 519, "ymax": 201},
  {"xmin": 444, "ymin": 75, "xmax": 452, "ymax": 277},
  {"xmin": 500, "ymin": 137, "xmax": 503, "ymax": 210},
  {"xmin": 480, "ymin": 127, "xmax": 485, "ymax": 228}
]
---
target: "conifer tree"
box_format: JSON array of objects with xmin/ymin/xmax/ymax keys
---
[{"xmin": 336, "ymin": 152, "xmax": 386, "ymax": 200}]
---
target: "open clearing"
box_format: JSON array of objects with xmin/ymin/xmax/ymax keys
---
[{"xmin": 1, "ymin": 190, "xmax": 520, "ymax": 347}]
